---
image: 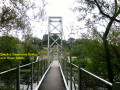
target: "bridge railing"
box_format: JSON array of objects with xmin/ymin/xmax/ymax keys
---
[
  {"xmin": 0, "ymin": 57, "xmax": 48, "ymax": 90},
  {"xmin": 61, "ymin": 56, "xmax": 120, "ymax": 90}
]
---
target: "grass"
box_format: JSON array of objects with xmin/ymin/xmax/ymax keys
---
[
  {"xmin": 40, "ymin": 47, "xmax": 48, "ymax": 58},
  {"xmin": 40, "ymin": 46, "xmax": 68, "ymax": 63}
]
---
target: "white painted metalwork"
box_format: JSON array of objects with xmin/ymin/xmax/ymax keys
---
[
  {"xmin": 67, "ymin": 56, "xmax": 113, "ymax": 87},
  {"xmin": 48, "ymin": 17, "xmax": 63, "ymax": 64},
  {"xmin": 59, "ymin": 62, "xmax": 69, "ymax": 90},
  {"xmin": 35, "ymin": 62, "xmax": 53, "ymax": 90}
]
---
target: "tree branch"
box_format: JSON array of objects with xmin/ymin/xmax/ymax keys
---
[
  {"xmin": 114, "ymin": 0, "xmax": 118, "ymax": 13},
  {"xmin": 93, "ymin": 0, "xmax": 120, "ymax": 23},
  {"xmin": 103, "ymin": 18, "xmax": 114, "ymax": 39}
]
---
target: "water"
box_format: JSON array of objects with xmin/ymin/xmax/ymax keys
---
[{"xmin": 20, "ymin": 83, "xmax": 37, "ymax": 90}]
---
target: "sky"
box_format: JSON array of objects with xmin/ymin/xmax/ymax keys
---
[
  {"xmin": 0, "ymin": 0, "xmax": 116, "ymax": 40},
  {"xmin": 30, "ymin": 0, "xmax": 79, "ymax": 40},
  {"xmin": 0, "ymin": 0, "xmax": 79, "ymax": 40}
]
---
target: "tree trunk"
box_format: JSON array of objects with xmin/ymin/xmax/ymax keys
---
[
  {"xmin": 103, "ymin": 19, "xmax": 114, "ymax": 83},
  {"xmin": 103, "ymin": 39, "xmax": 113, "ymax": 83}
]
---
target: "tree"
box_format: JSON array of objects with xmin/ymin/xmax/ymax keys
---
[
  {"xmin": 68, "ymin": 38, "xmax": 75, "ymax": 44},
  {"xmin": 42, "ymin": 34, "xmax": 61, "ymax": 46},
  {"xmin": 0, "ymin": 0, "xmax": 30, "ymax": 35},
  {"xmin": 74, "ymin": 0, "xmax": 120, "ymax": 82},
  {"xmin": 0, "ymin": 0, "xmax": 46, "ymax": 36},
  {"xmin": 22, "ymin": 35, "xmax": 41, "ymax": 64},
  {"xmin": 29, "ymin": 37, "xmax": 42, "ymax": 49},
  {"xmin": 42, "ymin": 34, "xmax": 48, "ymax": 46},
  {"xmin": 0, "ymin": 36, "xmax": 21, "ymax": 71},
  {"xmin": 71, "ymin": 39, "xmax": 108, "ymax": 78}
]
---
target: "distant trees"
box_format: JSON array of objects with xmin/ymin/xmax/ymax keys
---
[
  {"xmin": 0, "ymin": 36, "xmax": 21, "ymax": 71},
  {"xmin": 0, "ymin": 0, "xmax": 46, "ymax": 72},
  {"xmin": 42, "ymin": 34, "xmax": 61, "ymax": 46},
  {"xmin": 30, "ymin": 37, "xmax": 42, "ymax": 49},
  {"xmin": 21, "ymin": 35, "xmax": 42, "ymax": 65},
  {"xmin": 0, "ymin": 36, "xmax": 42, "ymax": 72},
  {"xmin": 74, "ymin": 0, "xmax": 120, "ymax": 83},
  {"xmin": 71, "ymin": 38, "xmax": 120, "ymax": 81},
  {"xmin": 68, "ymin": 38, "xmax": 75, "ymax": 44},
  {"xmin": 42, "ymin": 34, "xmax": 48, "ymax": 46},
  {"xmin": 24, "ymin": 35, "xmax": 42, "ymax": 49}
]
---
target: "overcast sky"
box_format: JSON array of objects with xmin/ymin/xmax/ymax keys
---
[
  {"xmin": 30, "ymin": 0, "xmax": 79, "ymax": 40},
  {"xmin": 0, "ymin": 0, "xmax": 115, "ymax": 40}
]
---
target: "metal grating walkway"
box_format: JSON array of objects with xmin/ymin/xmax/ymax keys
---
[{"xmin": 38, "ymin": 60, "xmax": 66, "ymax": 90}]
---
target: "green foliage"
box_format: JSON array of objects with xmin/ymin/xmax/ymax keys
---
[
  {"xmin": 71, "ymin": 37, "xmax": 120, "ymax": 81},
  {"xmin": 0, "ymin": 36, "xmax": 42, "ymax": 72},
  {"xmin": 0, "ymin": 36, "xmax": 21, "ymax": 71},
  {"xmin": 71, "ymin": 39, "xmax": 108, "ymax": 79},
  {"xmin": 74, "ymin": 0, "xmax": 120, "ymax": 82},
  {"xmin": 42, "ymin": 34, "xmax": 61, "ymax": 46},
  {"xmin": 21, "ymin": 37, "xmax": 41, "ymax": 65},
  {"xmin": 0, "ymin": 2, "xmax": 31, "ymax": 35},
  {"xmin": 29, "ymin": 37, "xmax": 42, "ymax": 49}
]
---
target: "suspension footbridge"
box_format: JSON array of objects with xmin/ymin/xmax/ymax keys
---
[{"xmin": 0, "ymin": 17, "xmax": 120, "ymax": 90}]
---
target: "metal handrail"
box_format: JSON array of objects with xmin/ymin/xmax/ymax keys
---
[
  {"xmin": 67, "ymin": 60, "xmax": 112, "ymax": 86},
  {"xmin": 0, "ymin": 67, "xmax": 17, "ymax": 75},
  {"xmin": 59, "ymin": 62, "xmax": 69, "ymax": 90},
  {"xmin": 35, "ymin": 62, "xmax": 52, "ymax": 90},
  {"xmin": 61, "ymin": 56, "xmax": 115, "ymax": 90},
  {"xmin": 0, "ymin": 57, "xmax": 48, "ymax": 75},
  {"xmin": 72, "ymin": 76, "xmax": 76, "ymax": 90},
  {"xmin": 20, "ymin": 63, "xmax": 32, "ymax": 68},
  {"xmin": 0, "ymin": 57, "xmax": 49, "ymax": 90},
  {"xmin": 80, "ymin": 68, "xmax": 112, "ymax": 86}
]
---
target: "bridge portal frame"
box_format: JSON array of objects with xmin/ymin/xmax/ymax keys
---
[{"xmin": 48, "ymin": 17, "xmax": 63, "ymax": 65}]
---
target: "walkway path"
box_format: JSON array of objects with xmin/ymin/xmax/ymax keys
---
[{"xmin": 39, "ymin": 60, "xmax": 66, "ymax": 90}]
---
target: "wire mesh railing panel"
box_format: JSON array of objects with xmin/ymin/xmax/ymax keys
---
[
  {"xmin": 80, "ymin": 68, "xmax": 112, "ymax": 90},
  {"xmin": 0, "ymin": 57, "xmax": 48, "ymax": 90},
  {"xmin": 0, "ymin": 69, "xmax": 17, "ymax": 90},
  {"xmin": 72, "ymin": 64, "xmax": 79, "ymax": 90},
  {"xmin": 20, "ymin": 65, "xmax": 31, "ymax": 90},
  {"xmin": 61, "ymin": 58, "xmax": 68, "ymax": 83},
  {"xmin": 33, "ymin": 62, "xmax": 38, "ymax": 83},
  {"xmin": 61, "ymin": 56, "xmax": 114, "ymax": 90}
]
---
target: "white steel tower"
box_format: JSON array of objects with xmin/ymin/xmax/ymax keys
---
[{"xmin": 48, "ymin": 17, "xmax": 63, "ymax": 64}]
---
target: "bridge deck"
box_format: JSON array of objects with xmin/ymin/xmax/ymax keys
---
[{"xmin": 39, "ymin": 60, "xmax": 66, "ymax": 90}]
